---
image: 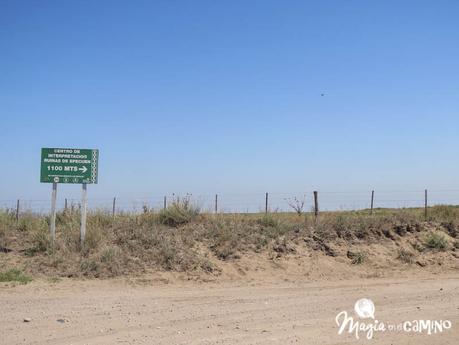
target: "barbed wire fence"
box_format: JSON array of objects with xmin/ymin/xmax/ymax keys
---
[{"xmin": 2, "ymin": 189, "xmax": 459, "ymax": 219}]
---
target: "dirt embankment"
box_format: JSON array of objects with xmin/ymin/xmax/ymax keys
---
[{"xmin": 1, "ymin": 207, "xmax": 459, "ymax": 280}]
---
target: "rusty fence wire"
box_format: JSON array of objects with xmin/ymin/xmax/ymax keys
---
[{"xmin": 2, "ymin": 189, "xmax": 459, "ymax": 216}]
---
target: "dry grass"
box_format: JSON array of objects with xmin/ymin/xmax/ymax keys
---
[
  {"xmin": 0, "ymin": 205, "xmax": 458, "ymax": 279},
  {"xmin": 158, "ymin": 195, "xmax": 200, "ymax": 226},
  {"xmin": 347, "ymin": 250, "xmax": 366, "ymax": 264},
  {"xmin": 397, "ymin": 248, "xmax": 416, "ymax": 264}
]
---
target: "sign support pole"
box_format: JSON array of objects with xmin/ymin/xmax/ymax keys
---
[
  {"xmin": 80, "ymin": 183, "xmax": 87, "ymax": 246},
  {"xmin": 50, "ymin": 182, "xmax": 57, "ymax": 245}
]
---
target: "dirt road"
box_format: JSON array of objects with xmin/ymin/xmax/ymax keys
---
[{"xmin": 1, "ymin": 274, "xmax": 458, "ymax": 345}]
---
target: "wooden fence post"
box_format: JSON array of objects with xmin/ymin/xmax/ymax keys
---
[
  {"xmin": 313, "ymin": 191, "xmax": 319, "ymax": 220},
  {"xmin": 215, "ymin": 194, "xmax": 218, "ymax": 214},
  {"xmin": 265, "ymin": 193, "xmax": 269, "ymax": 214},
  {"xmin": 64, "ymin": 198, "xmax": 68, "ymax": 213},
  {"xmin": 370, "ymin": 190, "xmax": 374, "ymax": 215},
  {"xmin": 424, "ymin": 189, "xmax": 428, "ymax": 220},
  {"xmin": 16, "ymin": 199, "xmax": 20, "ymax": 222},
  {"xmin": 112, "ymin": 197, "xmax": 116, "ymax": 218},
  {"xmin": 163, "ymin": 196, "xmax": 167, "ymax": 210}
]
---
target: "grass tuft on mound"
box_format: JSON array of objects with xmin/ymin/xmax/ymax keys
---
[
  {"xmin": 424, "ymin": 232, "xmax": 448, "ymax": 251},
  {"xmin": 0, "ymin": 269, "xmax": 32, "ymax": 284},
  {"xmin": 158, "ymin": 195, "xmax": 200, "ymax": 226}
]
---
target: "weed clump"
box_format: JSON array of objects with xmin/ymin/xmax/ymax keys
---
[
  {"xmin": 397, "ymin": 248, "xmax": 415, "ymax": 264},
  {"xmin": 158, "ymin": 195, "xmax": 200, "ymax": 226},
  {"xmin": 0, "ymin": 269, "xmax": 32, "ymax": 284},
  {"xmin": 258, "ymin": 214, "xmax": 281, "ymax": 228},
  {"xmin": 347, "ymin": 250, "xmax": 365, "ymax": 264},
  {"xmin": 424, "ymin": 232, "xmax": 448, "ymax": 251}
]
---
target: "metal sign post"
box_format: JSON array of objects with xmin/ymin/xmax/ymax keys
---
[
  {"xmin": 40, "ymin": 148, "xmax": 99, "ymax": 247},
  {"xmin": 50, "ymin": 182, "xmax": 57, "ymax": 244},
  {"xmin": 80, "ymin": 183, "xmax": 87, "ymax": 245}
]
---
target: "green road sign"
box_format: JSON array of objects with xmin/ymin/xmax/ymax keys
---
[{"xmin": 40, "ymin": 148, "xmax": 99, "ymax": 184}]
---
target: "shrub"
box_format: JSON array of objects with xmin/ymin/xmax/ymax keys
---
[
  {"xmin": 158, "ymin": 195, "xmax": 200, "ymax": 226},
  {"xmin": 424, "ymin": 232, "xmax": 448, "ymax": 251},
  {"xmin": 258, "ymin": 214, "xmax": 281, "ymax": 228},
  {"xmin": 285, "ymin": 195, "xmax": 306, "ymax": 215}
]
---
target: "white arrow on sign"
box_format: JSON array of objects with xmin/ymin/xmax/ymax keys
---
[{"xmin": 79, "ymin": 166, "xmax": 88, "ymax": 173}]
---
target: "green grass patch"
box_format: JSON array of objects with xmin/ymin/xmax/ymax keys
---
[
  {"xmin": 424, "ymin": 232, "xmax": 448, "ymax": 251},
  {"xmin": 0, "ymin": 269, "xmax": 32, "ymax": 284}
]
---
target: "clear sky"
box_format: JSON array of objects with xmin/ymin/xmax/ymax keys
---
[{"xmin": 1, "ymin": 1, "xmax": 458, "ymax": 207}]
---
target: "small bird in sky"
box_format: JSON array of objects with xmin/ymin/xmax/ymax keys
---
[{"xmin": 321, "ymin": 93, "xmax": 325, "ymax": 96}]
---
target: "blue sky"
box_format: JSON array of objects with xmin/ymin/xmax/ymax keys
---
[{"xmin": 1, "ymin": 1, "xmax": 459, "ymax": 207}]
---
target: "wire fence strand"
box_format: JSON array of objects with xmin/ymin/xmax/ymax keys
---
[{"xmin": 2, "ymin": 189, "xmax": 459, "ymax": 215}]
